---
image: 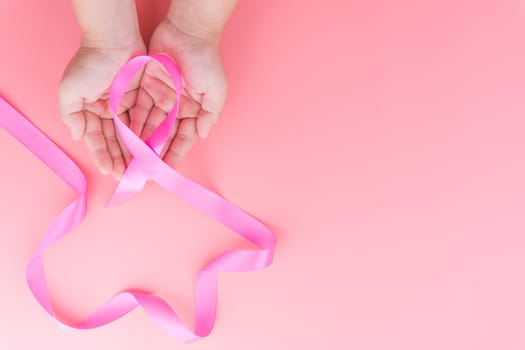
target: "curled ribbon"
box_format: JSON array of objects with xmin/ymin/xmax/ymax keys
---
[{"xmin": 0, "ymin": 54, "xmax": 276, "ymax": 343}]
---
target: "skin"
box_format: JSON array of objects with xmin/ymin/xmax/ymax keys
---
[{"xmin": 59, "ymin": 0, "xmax": 238, "ymax": 179}]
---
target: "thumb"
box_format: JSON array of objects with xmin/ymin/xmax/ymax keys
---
[
  {"xmin": 196, "ymin": 80, "xmax": 228, "ymax": 139},
  {"xmin": 59, "ymin": 78, "xmax": 87, "ymax": 140},
  {"xmin": 61, "ymin": 111, "xmax": 86, "ymax": 140},
  {"xmin": 196, "ymin": 110, "xmax": 216, "ymax": 139}
]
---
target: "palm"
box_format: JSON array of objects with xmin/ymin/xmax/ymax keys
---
[
  {"xmin": 60, "ymin": 20, "xmax": 228, "ymax": 178},
  {"xmin": 128, "ymin": 58, "xmax": 199, "ymax": 168},
  {"xmin": 59, "ymin": 44, "xmax": 146, "ymax": 179},
  {"xmin": 149, "ymin": 19, "xmax": 228, "ymax": 144},
  {"xmin": 60, "ymin": 44, "xmax": 193, "ymax": 178}
]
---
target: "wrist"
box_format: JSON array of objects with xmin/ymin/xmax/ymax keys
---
[
  {"xmin": 159, "ymin": 19, "xmax": 220, "ymax": 55},
  {"xmin": 73, "ymin": 0, "xmax": 143, "ymax": 49},
  {"xmin": 81, "ymin": 30, "xmax": 144, "ymax": 50},
  {"xmin": 165, "ymin": 7, "xmax": 223, "ymax": 46}
]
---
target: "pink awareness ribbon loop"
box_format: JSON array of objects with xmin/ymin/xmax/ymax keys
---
[
  {"xmin": 0, "ymin": 54, "xmax": 276, "ymax": 343},
  {"xmin": 109, "ymin": 54, "xmax": 183, "ymax": 205}
]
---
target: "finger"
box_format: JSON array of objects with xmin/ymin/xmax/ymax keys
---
[
  {"xmin": 141, "ymin": 71, "xmax": 177, "ymax": 114},
  {"xmin": 163, "ymin": 118, "xmax": 198, "ymax": 168},
  {"xmin": 144, "ymin": 59, "xmax": 175, "ymax": 90},
  {"xmin": 107, "ymin": 102, "xmax": 132, "ymax": 170},
  {"xmin": 178, "ymin": 94, "xmax": 201, "ymax": 119},
  {"xmin": 117, "ymin": 88, "xmax": 139, "ymax": 115},
  {"xmin": 130, "ymin": 87, "xmax": 154, "ymax": 137},
  {"xmin": 101, "ymin": 118, "xmax": 126, "ymax": 180},
  {"xmin": 83, "ymin": 111, "xmax": 112, "ymax": 175},
  {"xmin": 142, "ymin": 105, "xmax": 168, "ymax": 141},
  {"xmin": 95, "ymin": 88, "xmax": 140, "ymax": 120},
  {"xmin": 84, "ymin": 100, "xmax": 106, "ymax": 117},
  {"xmin": 61, "ymin": 111, "xmax": 86, "ymax": 140},
  {"xmin": 196, "ymin": 79, "xmax": 228, "ymax": 138},
  {"xmin": 117, "ymin": 109, "xmax": 130, "ymax": 127},
  {"xmin": 196, "ymin": 109, "xmax": 219, "ymax": 139},
  {"xmin": 160, "ymin": 118, "xmax": 180, "ymax": 159},
  {"xmin": 115, "ymin": 111, "xmax": 132, "ymax": 165}
]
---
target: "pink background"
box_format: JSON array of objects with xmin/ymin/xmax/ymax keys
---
[{"xmin": 1, "ymin": 0, "xmax": 525, "ymax": 349}]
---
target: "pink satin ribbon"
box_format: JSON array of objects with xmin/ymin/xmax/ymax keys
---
[{"xmin": 0, "ymin": 54, "xmax": 276, "ymax": 343}]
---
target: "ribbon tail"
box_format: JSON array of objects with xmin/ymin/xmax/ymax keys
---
[{"xmin": 108, "ymin": 159, "xmax": 149, "ymax": 207}]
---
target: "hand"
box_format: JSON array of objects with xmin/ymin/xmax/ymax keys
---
[
  {"xmin": 59, "ymin": 40, "xmax": 146, "ymax": 179},
  {"xmin": 146, "ymin": 18, "xmax": 229, "ymax": 167}
]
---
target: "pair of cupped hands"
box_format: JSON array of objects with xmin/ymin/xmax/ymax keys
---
[{"xmin": 59, "ymin": 19, "xmax": 227, "ymax": 180}]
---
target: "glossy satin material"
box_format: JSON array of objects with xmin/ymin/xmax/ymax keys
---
[{"xmin": 0, "ymin": 54, "xmax": 276, "ymax": 343}]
